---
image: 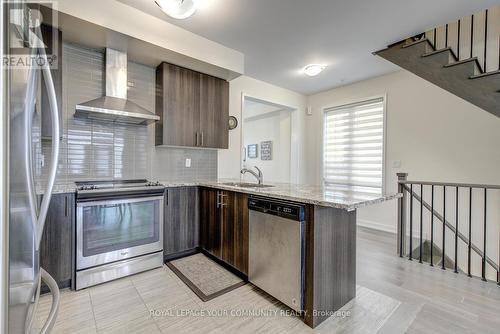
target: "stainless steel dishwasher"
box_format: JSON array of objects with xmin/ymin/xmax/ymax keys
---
[{"xmin": 248, "ymin": 196, "xmax": 305, "ymax": 312}]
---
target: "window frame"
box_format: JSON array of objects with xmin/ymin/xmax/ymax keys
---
[{"xmin": 320, "ymin": 95, "xmax": 387, "ymax": 194}]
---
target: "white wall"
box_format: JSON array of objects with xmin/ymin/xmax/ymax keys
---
[
  {"xmin": 242, "ymin": 107, "xmax": 292, "ymax": 183},
  {"xmin": 306, "ymin": 70, "xmax": 500, "ymax": 278},
  {"xmin": 306, "ymin": 70, "xmax": 500, "ymax": 231},
  {"xmin": 219, "ymin": 76, "xmax": 307, "ymax": 183}
]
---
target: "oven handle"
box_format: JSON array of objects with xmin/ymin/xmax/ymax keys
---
[{"xmin": 76, "ymin": 195, "xmax": 165, "ymax": 208}]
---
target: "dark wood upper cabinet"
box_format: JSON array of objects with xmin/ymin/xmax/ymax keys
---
[
  {"xmin": 164, "ymin": 187, "xmax": 200, "ymax": 258},
  {"xmin": 39, "ymin": 193, "xmax": 75, "ymax": 289},
  {"xmin": 199, "ymin": 74, "xmax": 229, "ymax": 149},
  {"xmin": 156, "ymin": 63, "xmax": 200, "ymax": 147},
  {"xmin": 200, "ymin": 188, "xmax": 249, "ymax": 275},
  {"xmin": 156, "ymin": 62, "xmax": 229, "ymax": 149}
]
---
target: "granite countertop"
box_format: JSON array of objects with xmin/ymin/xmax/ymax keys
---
[
  {"xmin": 161, "ymin": 179, "xmax": 401, "ymax": 211},
  {"xmin": 47, "ymin": 179, "xmax": 401, "ymax": 211}
]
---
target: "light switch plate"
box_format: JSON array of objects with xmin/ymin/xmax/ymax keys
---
[
  {"xmin": 185, "ymin": 158, "xmax": 191, "ymax": 168},
  {"xmin": 392, "ymin": 160, "xmax": 402, "ymax": 168}
]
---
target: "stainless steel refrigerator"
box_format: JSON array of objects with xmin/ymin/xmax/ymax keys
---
[{"xmin": 1, "ymin": 1, "xmax": 60, "ymax": 333}]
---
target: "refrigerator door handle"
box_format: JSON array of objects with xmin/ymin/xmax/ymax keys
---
[
  {"xmin": 33, "ymin": 24, "xmax": 60, "ymax": 250},
  {"xmin": 24, "ymin": 52, "xmax": 40, "ymax": 228},
  {"xmin": 38, "ymin": 268, "xmax": 60, "ymax": 334}
]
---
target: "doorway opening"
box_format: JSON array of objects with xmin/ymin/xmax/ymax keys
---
[{"xmin": 241, "ymin": 96, "xmax": 294, "ymax": 183}]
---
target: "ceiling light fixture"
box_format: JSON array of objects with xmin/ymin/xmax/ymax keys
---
[
  {"xmin": 155, "ymin": 0, "xmax": 198, "ymax": 19},
  {"xmin": 303, "ymin": 64, "xmax": 327, "ymax": 77}
]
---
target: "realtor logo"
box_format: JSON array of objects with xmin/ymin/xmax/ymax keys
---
[{"xmin": 3, "ymin": 0, "xmax": 58, "ymax": 69}]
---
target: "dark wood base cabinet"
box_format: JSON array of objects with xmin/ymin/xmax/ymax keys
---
[
  {"xmin": 199, "ymin": 188, "xmax": 221, "ymax": 257},
  {"xmin": 199, "ymin": 188, "xmax": 249, "ymax": 275},
  {"xmin": 164, "ymin": 187, "xmax": 200, "ymax": 259},
  {"xmin": 39, "ymin": 193, "xmax": 75, "ymax": 290}
]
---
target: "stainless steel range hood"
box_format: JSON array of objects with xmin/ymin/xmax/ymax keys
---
[{"xmin": 75, "ymin": 49, "xmax": 159, "ymax": 125}]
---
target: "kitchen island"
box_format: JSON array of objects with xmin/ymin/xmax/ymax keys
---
[{"xmin": 162, "ymin": 180, "xmax": 400, "ymax": 328}]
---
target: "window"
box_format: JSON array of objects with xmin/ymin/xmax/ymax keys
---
[{"xmin": 323, "ymin": 97, "xmax": 385, "ymax": 195}]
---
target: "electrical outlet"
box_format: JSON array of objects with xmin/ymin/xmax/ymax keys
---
[{"xmin": 185, "ymin": 158, "xmax": 191, "ymax": 168}]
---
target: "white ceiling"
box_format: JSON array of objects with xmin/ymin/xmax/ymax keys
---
[{"xmin": 118, "ymin": 0, "xmax": 500, "ymax": 95}]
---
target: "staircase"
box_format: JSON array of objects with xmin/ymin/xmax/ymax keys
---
[
  {"xmin": 375, "ymin": 7, "xmax": 500, "ymax": 117},
  {"xmin": 410, "ymin": 240, "xmax": 456, "ymax": 271}
]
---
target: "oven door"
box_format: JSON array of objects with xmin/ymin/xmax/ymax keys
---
[{"xmin": 76, "ymin": 195, "xmax": 164, "ymax": 270}]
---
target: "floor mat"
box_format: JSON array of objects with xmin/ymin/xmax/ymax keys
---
[{"xmin": 167, "ymin": 253, "xmax": 246, "ymax": 302}]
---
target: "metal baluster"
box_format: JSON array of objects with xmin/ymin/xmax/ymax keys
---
[
  {"xmin": 399, "ymin": 188, "xmax": 404, "ymax": 257},
  {"xmin": 419, "ymin": 185, "xmax": 423, "ymax": 263},
  {"xmin": 445, "ymin": 24, "xmax": 449, "ymax": 48},
  {"xmin": 482, "ymin": 188, "xmax": 487, "ymax": 281},
  {"xmin": 397, "ymin": 173, "xmax": 408, "ymax": 257},
  {"xmin": 454, "ymin": 186, "xmax": 459, "ymax": 273},
  {"xmin": 409, "ymin": 184, "xmax": 413, "ymax": 261},
  {"xmin": 457, "ymin": 20, "xmax": 461, "ymax": 60},
  {"xmin": 484, "ymin": 10, "xmax": 488, "ymax": 72},
  {"xmin": 470, "ymin": 15, "xmax": 474, "ymax": 59},
  {"xmin": 433, "ymin": 28, "xmax": 437, "ymax": 49},
  {"xmin": 468, "ymin": 187, "xmax": 472, "ymax": 277},
  {"xmin": 430, "ymin": 185, "xmax": 435, "ymax": 267},
  {"xmin": 442, "ymin": 186, "xmax": 446, "ymax": 270},
  {"xmin": 399, "ymin": 185, "xmax": 404, "ymax": 257}
]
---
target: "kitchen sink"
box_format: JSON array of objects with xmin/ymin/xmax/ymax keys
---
[{"xmin": 221, "ymin": 182, "xmax": 275, "ymax": 189}]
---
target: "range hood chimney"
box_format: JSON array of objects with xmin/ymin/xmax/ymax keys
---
[{"xmin": 74, "ymin": 49, "xmax": 159, "ymax": 125}]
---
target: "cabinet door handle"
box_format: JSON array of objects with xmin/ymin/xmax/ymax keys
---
[
  {"xmin": 165, "ymin": 190, "xmax": 169, "ymax": 206},
  {"xmin": 201, "ymin": 131, "xmax": 204, "ymax": 146},
  {"xmin": 219, "ymin": 192, "xmax": 227, "ymax": 207},
  {"xmin": 195, "ymin": 132, "xmax": 199, "ymax": 146}
]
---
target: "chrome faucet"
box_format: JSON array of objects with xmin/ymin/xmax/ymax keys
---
[{"xmin": 241, "ymin": 166, "xmax": 263, "ymax": 185}]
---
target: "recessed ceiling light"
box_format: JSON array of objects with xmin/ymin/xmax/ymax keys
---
[
  {"xmin": 303, "ymin": 64, "xmax": 327, "ymax": 77},
  {"xmin": 155, "ymin": 0, "xmax": 198, "ymax": 19}
]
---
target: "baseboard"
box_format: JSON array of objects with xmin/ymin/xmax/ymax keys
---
[
  {"xmin": 41, "ymin": 279, "xmax": 71, "ymax": 295},
  {"xmin": 357, "ymin": 219, "xmax": 396, "ymax": 234},
  {"xmin": 358, "ymin": 219, "xmax": 430, "ymax": 240}
]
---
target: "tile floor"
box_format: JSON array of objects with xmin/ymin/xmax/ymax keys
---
[
  {"xmin": 33, "ymin": 227, "xmax": 500, "ymax": 334},
  {"xmin": 33, "ymin": 265, "xmax": 399, "ymax": 334}
]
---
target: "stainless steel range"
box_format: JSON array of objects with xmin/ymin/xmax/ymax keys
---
[{"xmin": 75, "ymin": 179, "xmax": 165, "ymax": 290}]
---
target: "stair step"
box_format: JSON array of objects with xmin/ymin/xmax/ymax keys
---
[
  {"xmin": 470, "ymin": 70, "xmax": 500, "ymax": 80},
  {"xmin": 402, "ymin": 38, "xmax": 432, "ymax": 49},
  {"xmin": 444, "ymin": 57, "xmax": 481, "ymax": 72},
  {"xmin": 422, "ymin": 47, "xmax": 454, "ymax": 58}
]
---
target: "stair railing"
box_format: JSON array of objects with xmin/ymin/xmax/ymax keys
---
[
  {"xmin": 397, "ymin": 173, "xmax": 500, "ymax": 285},
  {"xmin": 425, "ymin": 8, "xmax": 498, "ymax": 73}
]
